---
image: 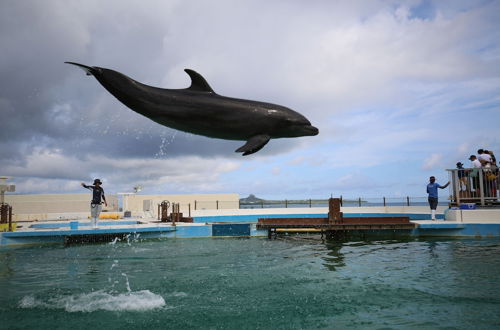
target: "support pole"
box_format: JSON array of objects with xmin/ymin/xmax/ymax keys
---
[{"xmin": 8, "ymin": 205, "xmax": 12, "ymax": 232}]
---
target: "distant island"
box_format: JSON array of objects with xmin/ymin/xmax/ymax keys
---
[
  {"xmin": 239, "ymin": 194, "xmax": 265, "ymax": 204},
  {"xmin": 239, "ymin": 195, "xmax": 368, "ymax": 206}
]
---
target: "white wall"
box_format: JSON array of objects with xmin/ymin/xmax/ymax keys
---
[
  {"xmin": 5, "ymin": 194, "xmax": 118, "ymax": 221},
  {"xmin": 445, "ymin": 209, "xmax": 500, "ymax": 223},
  {"xmin": 125, "ymin": 193, "xmax": 240, "ymax": 218}
]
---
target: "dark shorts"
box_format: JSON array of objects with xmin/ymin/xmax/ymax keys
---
[{"xmin": 428, "ymin": 197, "xmax": 438, "ymax": 210}]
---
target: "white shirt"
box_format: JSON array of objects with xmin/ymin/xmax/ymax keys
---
[
  {"xmin": 479, "ymin": 153, "xmax": 492, "ymax": 163},
  {"xmin": 471, "ymin": 159, "xmax": 482, "ymax": 168}
]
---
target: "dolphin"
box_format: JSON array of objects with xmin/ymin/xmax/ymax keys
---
[{"xmin": 65, "ymin": 62, "xmax": 319, "ymax": 155}]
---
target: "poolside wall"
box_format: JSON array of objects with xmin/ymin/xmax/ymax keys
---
[
  {"xmin": 444, "ymin": 209, "xmax": 500, "ymax": 223},
  {"xmin": 191, "ymin": 206, "xmax": 445, "ymax": 217},
  {"xmin": 5, "ymin": 194, "xmax": 119, "ymax": 221},
  {"xmin": 4, "ymin": 193, "xmax": 239, "ymax": 221}
]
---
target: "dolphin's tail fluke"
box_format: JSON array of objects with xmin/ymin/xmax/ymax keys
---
[{"xmin": 65, "ymin": 62, "xmax": 94, "ymax": 76}]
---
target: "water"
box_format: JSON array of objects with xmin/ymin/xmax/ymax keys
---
[{"xmin": 1, "ymin": 237, "xmax": 499, "ymax": 329}]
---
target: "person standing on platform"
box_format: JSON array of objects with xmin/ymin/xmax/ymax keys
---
[
  {"xmin": 81, "ymin": 179, "xmax": 107, "ymax": 228},
  {"xmin": 426, "ymin": 176, "xmax": 450, "ymax": 220},
  {"xmin": 469, "ymin": 155, "xmax": 482, "ymax": 196}
]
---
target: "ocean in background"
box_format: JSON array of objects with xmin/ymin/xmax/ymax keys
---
[{"xmin": 1, "ymin": 237, "xmax": 499, "ymax": 329}]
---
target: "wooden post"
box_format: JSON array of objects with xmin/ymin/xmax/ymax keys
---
[
  {"xmin": 309, "ymin": 199, "xmax": 312, "ymax": 208},
  {"xmin": 328, "ymin": 198, "xmax": 342, "ymax": 224},
  {"xmin": 188, "ymin": 203, "xmax": 191, "ymax": 217},
  {"xmin": 285, "ymin": 200, "xmax": 288, "ymax": 208},
  {"xmin": 340, "ymin": 195, "xmax": 343, "ymax": 207},
  {"xmin": 194, "ymin": 200, "xmax": 197, "ymax": 210},
  {"xmin": 383, "ymin": 197, "xmax": 386, "ymax": 207},
  {"xmin": 406, "ymin": 196, "xmax": 410, "ymax": 206},
  {"xmin": 216, "ymin": 200, "xmax": 219, "ymax": 210},
  {"xmin": 358, "ymin": 197, "xmax": 361, "ymax": 207},
  {"xmin": 8, "ymin": 205, "xmax": 12, "ymax": 232}
]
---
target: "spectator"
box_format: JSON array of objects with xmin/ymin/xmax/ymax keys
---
[
  {"xmin": 456, "ymin": 162, "xmax": 469, "ymax": 192},
  {"xmin": 485, "ymin": 150, "xmax": 496, "ymax": 164},
  {"xmin": 426, "ymin": 176, "xmax": 450, "ymax": 221},
  {"xmin": 469, "ymin": 155, "xmax": 482, "ymax": 196},
  {"xmin": 478, "ymin": 149, "xmax": 492, "ymax": 166}
]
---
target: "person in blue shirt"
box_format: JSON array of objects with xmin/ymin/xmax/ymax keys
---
[
  {"xmin": 81, "ymin": 179, "xmax": 107, "ymax": 228},
  {"xmin": 426, "ymin": 176, "xmax": 450, "ymax": 220}
]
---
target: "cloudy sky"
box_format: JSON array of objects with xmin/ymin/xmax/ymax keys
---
[{"xmin": 1, "ymin": 0, "xmax": 499, "ymax": 200}]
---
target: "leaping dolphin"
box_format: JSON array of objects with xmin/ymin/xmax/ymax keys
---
[{"xmin": 65, "ymin": 62, "xmax": 319, "ymax": 155}]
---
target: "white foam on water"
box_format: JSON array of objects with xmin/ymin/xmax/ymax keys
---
[
  {"xmin": 171, "ymin": 292, "xmax": 188, "ymax": 297},
  {"xmin": 19, "ymin": 290, "xmax": 166, "ymax": 312}
]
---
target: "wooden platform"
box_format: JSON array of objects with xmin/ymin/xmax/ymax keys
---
[{"xmin": 257, "ymin": 198, "xmax": 416, "ymax": 238}]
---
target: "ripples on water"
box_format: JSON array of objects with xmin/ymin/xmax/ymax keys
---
[{"xmin": 0, "ymin": 237, "xmax": 499, "ymax": 329}]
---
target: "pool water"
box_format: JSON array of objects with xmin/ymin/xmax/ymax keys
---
[{"xmin": 1, "ymin": 237, "xmax": 499, "ymax": 329}]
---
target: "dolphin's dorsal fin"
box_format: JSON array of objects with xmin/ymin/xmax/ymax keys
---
[{"xmin": 184, "ymin": 69, "xmax": 215, "ymax": 93}]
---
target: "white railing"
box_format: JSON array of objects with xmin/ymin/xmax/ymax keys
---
[{"xmin": 447, "ymin": 168, "xmax": 499, "ymax": 206}]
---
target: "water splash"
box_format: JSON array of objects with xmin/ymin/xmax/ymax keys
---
[
  {"xmin": 110, "ymin": 260, "xmax": 119, "ymax": 270},
  {"xmin": 155, "ymin": 131, "xmax": 177, "ymax": 158},
  {"xmin": 121, "ymin": 273, "xmax": 131, "ymax": 292},
  {"xmin": 19, "ymin": 290, "xmax": 166, "ymax": 312},
  {"xmin": 109, "ymin": 237, "xmax": 120, "ymax": 245}
]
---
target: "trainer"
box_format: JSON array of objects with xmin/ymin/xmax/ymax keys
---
[
  {"xmin": 426, "ymin": 176, "xmax": 449, "ymax": 220},
  {"xmin": 81, "ymin": 179, "xmax": 107, "ymax": 228}
]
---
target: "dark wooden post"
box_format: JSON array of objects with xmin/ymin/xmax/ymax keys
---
[
  {"xmin": 8, "ymin": 205, "xmax": 12, "ymax": 232},
  {"xmin": 216, "ymin": 200, "xmax": 219, "ymax": 210},
  {"xmin": 328, "ymin": 198, "xmax": 343, "ymax": 224},
  {"xmin": 309, "ymin": 199, "xmax": 312, "ymax": 208},
  {"xmin": 383, "ymin": 197, "xmax": 386, "ymax": 207},
  {"xmin": 340, "ymin": 195, "xmax": 343, "ymax": 207},
  {"xmin": 194, "ymin": 200, "xmax": 197, "ymax": 210},
  {"xmin": 358, "ymin": 197, "xmax": 361, "ymax": 207},
  {"xmin": 285, "ymin": 200, "xmax": 288, "ymax": 208},
  {"xmin": 188, "ymin": 203, "xmax": 191, "ymax": 217},
  {"xmin": 406, "ymin": 196, "xmax": 410, "ymax": 206}
]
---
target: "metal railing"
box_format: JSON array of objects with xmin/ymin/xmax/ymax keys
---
[
  {"xmin": 141, "ymin": 196, "xmax": 438, "ymax": 219},
  {"xmin": 239, "ymin": 196, "xmax": 446, "ymax": 209},
  {"xmin": 447, "ymin": 168, "xmax": 499, "ymax": 206}
]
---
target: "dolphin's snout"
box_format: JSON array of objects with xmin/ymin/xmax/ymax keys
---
[
  {"xmin": 308, "ymin": 125, "xmax": 319, "ymax": 136},
  {"xmin": 65, "ymin": 61, "xmax": 97, "ymax": 76}
]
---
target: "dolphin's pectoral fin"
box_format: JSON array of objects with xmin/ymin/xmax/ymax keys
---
[
  {"xmin": 236, "ymin": 135, "xmax": 270, "ymax": 156},
  {"xmin": 184, "ymin": 69, "xmax": 215, "ymax": 93}
]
